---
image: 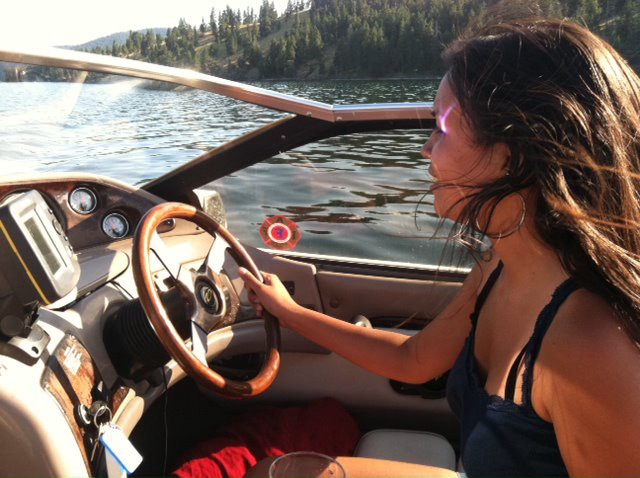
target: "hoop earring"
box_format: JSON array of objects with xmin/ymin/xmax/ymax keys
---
[{"xmin": 475, "ymin": 192, "xmax": 526, "ymax": 240}]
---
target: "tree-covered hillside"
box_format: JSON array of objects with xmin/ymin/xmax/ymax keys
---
[
  {"xmin": 86, "ymin": 0, "xmax": 640, "ymax": 79},
  {"xmin": 70, "ymin": 28, "xmax": 167, "ymax": 51}
]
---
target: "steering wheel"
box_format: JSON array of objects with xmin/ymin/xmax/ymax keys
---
[{"xmin": 131, "ymin": 202, "xmax": 280, "ymax": 398}]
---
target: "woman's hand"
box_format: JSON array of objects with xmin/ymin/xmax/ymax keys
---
[{"xmin": 238, "ymin": 267, "xmax": 302, "ymax": 327}]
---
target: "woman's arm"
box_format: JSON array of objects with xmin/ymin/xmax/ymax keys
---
[
  {"xmin": 239, "ymin": 256, "xmax": 496, "ymax": 384},
  {"xmin": 245, "ymin": 456, "xmax": 458, "ymax": 478}
]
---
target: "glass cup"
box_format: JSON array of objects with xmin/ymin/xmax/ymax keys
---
[{"xmin": 269, "ymin": 451, "xmax": 346, "ymax": 478}]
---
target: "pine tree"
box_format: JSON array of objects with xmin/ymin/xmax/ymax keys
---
[
  {"xmin": 210, "ymin": 8, "xmax": 218, "ymax": 39},
  {"xmin": 259, "ymin": 0, "xmax": 277, "ymax": 37},
  {"xmin": 573, "ymin": 0, "xmax": 604, "ymax": 27}
]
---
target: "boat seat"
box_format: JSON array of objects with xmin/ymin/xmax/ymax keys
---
[{"xmin": 354, "ymin": 429, "xmax": 457, "ymax": 470}]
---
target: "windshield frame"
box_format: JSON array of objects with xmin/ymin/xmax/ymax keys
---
[{"xmin": 0, "ymin": 46, "xmax": 434, "ymax": 122}]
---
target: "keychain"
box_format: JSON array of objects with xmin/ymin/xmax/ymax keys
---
[{"xmin": 99, "ymin": 422, "xmax": 143, "ymax": 477}]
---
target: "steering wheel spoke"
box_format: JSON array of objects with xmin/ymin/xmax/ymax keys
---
[
  {"xmin": 204, "ymin": 235, "xmax": 231, "ymax": 276},
  {"xmin": 151, "ymin": 231, "xmax": 197, "ymax": 295},
  {"xmin": 190, "ymin": 321, "xmax": 209, "ymax": 366},
  {"xmin": 150, "ymin": 232, "xmax": 185, "ymax": 282}
]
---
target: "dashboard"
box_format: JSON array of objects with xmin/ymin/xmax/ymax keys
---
[
  {"xmin": 0, "ymin": 174, "xmax": 174, "ymax": 251},
  {"xmin": 0, "ymin": 174, "xmax": 235, "ymax": 476}
]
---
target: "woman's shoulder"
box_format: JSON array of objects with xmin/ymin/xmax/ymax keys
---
[
  {"xmin": 547, "ymin": 288, "xmax": 636, "ymax": 360},
  {"xmin": 543, "ymin": 287, "xmax": 639, "ymax": 374},
  {"xmin": 538, "ymin": 288, "xmax": 640, "ymax": 474}
]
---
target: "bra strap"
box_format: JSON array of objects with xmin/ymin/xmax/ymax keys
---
[{"xmin": 504, "ymin": 345, "xmax": 527, "ymax": 401}]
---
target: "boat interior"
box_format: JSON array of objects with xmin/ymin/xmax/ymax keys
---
[{"xmin": 0, "ymin": 47, "xmax": 469, "ymax": 476}]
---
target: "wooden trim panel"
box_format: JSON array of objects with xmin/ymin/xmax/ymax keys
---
[{"xmin": 41, "ymin": 334, "xmax": 132, "ymax": 474}]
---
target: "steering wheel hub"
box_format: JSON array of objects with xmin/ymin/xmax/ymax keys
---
[{"xmin": 196, "ymin": 279, "xmax": 221, "ymax": 314}]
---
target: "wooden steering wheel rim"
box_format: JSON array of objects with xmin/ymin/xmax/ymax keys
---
[{"xmin": 132, "ymin": 202, "xmax": 280, "ymax": 398}]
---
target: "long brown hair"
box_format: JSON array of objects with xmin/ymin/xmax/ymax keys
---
[{"xmin": 442, "ymin": 18, "xmax": 640, "ymax": 345}]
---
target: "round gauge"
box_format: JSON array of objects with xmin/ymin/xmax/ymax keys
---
[
  {"xmin": 68, "ymin": 187, "xmax": 97, "ymax": 215},
  {"xmin": 102, "ymin": 213, "xmax": 129, "ymax": 239}
]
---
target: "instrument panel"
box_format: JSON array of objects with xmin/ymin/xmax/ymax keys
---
[{"xmin": 0, "ymin": 175, "xmax": 173, "ymax": 251}]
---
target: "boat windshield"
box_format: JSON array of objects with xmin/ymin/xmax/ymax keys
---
[{"xmin": 0, "ymin": 63, "xmax": 287, "ymax": 183}]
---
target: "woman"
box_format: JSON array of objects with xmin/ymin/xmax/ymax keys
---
[{"xmin": 241, "ymin": 18, "xmax": 640, "ymax": 477}]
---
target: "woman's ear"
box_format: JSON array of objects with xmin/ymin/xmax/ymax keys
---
[{"xmin": 493, "ymin": 142, "xmax": 512, "ymax": 174}]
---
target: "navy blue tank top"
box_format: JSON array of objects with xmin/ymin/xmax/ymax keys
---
[{"xmin": 446, "ymin": 262, "xmax": 579, "ymax": 477}]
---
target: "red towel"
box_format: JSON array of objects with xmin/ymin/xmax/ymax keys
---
[{"xmin": 173, "ymin": 398, "xmax": 360, "ymax": 478}]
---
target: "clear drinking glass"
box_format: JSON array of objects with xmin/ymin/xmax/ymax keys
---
[{"xmin": 268, "ymin": 451, "xmax": 346, "ymax": 478}]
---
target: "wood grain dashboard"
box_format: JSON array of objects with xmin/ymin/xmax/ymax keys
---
[
  {"xmin": 41, "ymin": 334, "xmax": 133, "ymax": 474},
  {"xmin": 0, "ymin": 174, "xmax": 173, "ymax": 250}
]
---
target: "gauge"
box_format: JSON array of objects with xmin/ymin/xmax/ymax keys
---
[
  {"xmin": 68, "ymin": 187, "xmax": 97, "ymax": 215},
  {"xmin": 102, "ymin": 213, "xmax": 129, "ymax": 239}
]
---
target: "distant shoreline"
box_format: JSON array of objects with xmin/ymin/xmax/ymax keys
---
[{"xmin": 257, "ymin": 75, "xmax": 443, "ymax": 82}]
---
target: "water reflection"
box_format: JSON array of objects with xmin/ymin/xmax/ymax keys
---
[{"xmin": 214, "ymin": 118, "xmax": 453, "ymax": 264}]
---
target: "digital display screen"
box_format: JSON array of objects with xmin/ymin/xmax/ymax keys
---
[{"xmin": 24, "ymin": 216, "xmax": 62, "ymax": 275}]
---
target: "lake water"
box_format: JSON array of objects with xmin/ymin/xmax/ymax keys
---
[{"xmin": 0, "ymin": 77, "xmax": 469, "ymax": 266}]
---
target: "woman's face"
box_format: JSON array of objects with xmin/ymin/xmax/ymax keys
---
[{"xmin": 422, "ymin": 76, "xmax": 509, "ymax": 222}]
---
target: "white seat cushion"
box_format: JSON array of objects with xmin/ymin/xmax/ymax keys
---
[{"xmin": 354, "ymin": 429, "xmax": 456, "ymax": 470}]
